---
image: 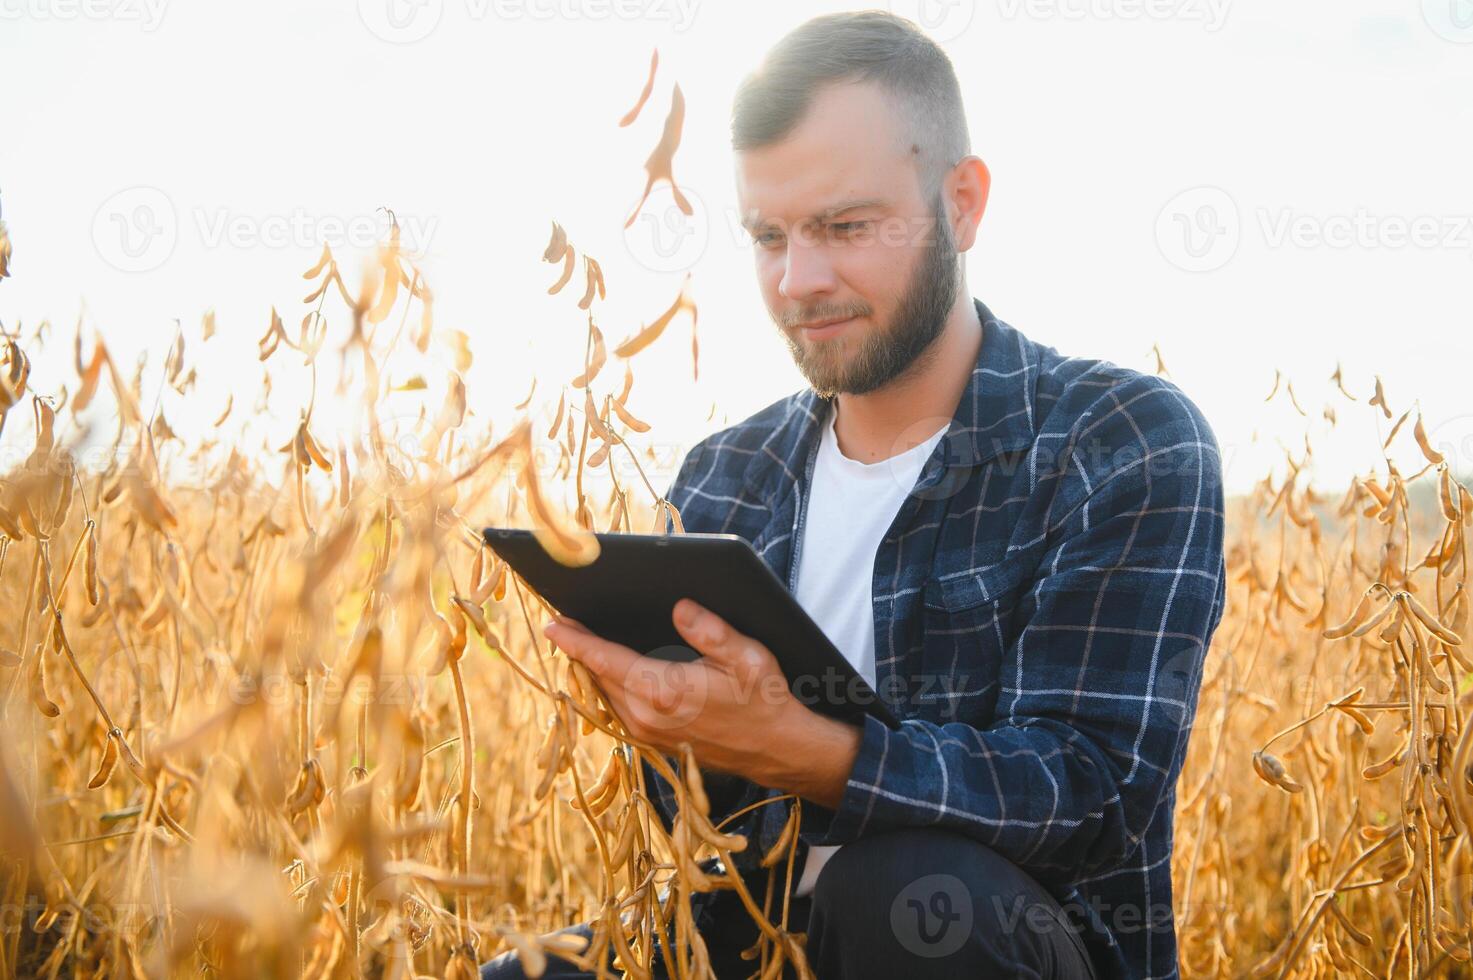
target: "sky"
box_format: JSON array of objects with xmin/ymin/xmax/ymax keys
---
[{"xmin": 2, "ymin": 0, "xmax": 1471, "ymax": 498}]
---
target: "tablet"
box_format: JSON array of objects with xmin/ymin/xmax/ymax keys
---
[{"xmin": 482, "ymin": 527, "xmax": 899, "ymax": 729}]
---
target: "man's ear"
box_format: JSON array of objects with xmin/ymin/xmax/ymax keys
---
[{"xmin": 946, "ymin": 156, "xmax": 991, "ymax": 252}]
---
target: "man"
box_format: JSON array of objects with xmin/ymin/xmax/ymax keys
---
[{"xmin": 484, "ymin": 10, "xmax": 1224, "ymax": 979}]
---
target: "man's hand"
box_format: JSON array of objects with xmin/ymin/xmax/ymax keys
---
[{"xmin": 543, "ymin": 597, "xmax": 861, "ymax": 810}]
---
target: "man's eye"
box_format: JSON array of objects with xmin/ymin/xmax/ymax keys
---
[
  {"xmin": 828, "ymin": 221, "xmax": 870, "ymax": 235},
  {"xmin": 754, "ymin": 230, "xmax": 784, "ymax": 248}
]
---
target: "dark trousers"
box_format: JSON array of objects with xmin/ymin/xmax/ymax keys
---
[{"xmin": 480, "ymin": 827, "xmax": 1098, "ymax": 979}]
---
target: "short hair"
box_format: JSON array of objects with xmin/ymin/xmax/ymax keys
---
[{"xmin": 731, "ymin": 10, "xmax": 971, "ymax": 199}]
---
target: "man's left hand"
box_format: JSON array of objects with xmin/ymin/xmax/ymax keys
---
[{"xmin": 543, "ymin": 597, "xmax": 860, "ymax": 808}]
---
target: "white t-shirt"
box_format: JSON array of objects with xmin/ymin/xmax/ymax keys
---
[{"xmin": 791, "ymin": 402, "xmax": 950, "ymax": 897}]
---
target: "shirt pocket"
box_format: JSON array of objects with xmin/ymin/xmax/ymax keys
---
[{"xmin": 914, "ymin": 562, "xmax": 1030, "ymax": 724}]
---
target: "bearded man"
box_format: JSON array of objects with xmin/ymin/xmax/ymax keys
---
[{"xmin": 484, "ymin": 10, "xmax": 1225, "ymax": 979}]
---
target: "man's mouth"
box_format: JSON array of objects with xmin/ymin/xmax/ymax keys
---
[{"xmin": 797, "ymin": 315, "xmax": 858, "ymax": 340}]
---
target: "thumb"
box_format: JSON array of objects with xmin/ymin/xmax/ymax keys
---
[
  {"xmin": 671, "ymin": 599, "xmax": 771, "ymax": 684},
  {"xmin": 549, "ymin": 612, "xmax": 591, "ymax": 633}
]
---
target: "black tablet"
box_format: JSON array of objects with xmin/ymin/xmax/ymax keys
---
[{"xmin": 482, "ymin": 527, "xmax": 899, "ymax": 729}]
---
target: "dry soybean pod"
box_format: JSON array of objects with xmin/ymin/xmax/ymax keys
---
[
  {"xmin": 609, "ymin": 804, "xmax": 640, "ymax": 869},
  {"xmin": 29, "ymin": 642, "xmax": 60, "ymax": 718},
  {"xmin": 685, "ymin": 807, "xmax": 749, "ymax": 853},
  {"xmin": 571, "ymin": 748, "xmax": 621, "ymax": 814},
  {"xmin": 760, "ymin": 805, "xmax": 799, "ymax": 869},
  {"xmin": 75, "ymin": 519, "xmax": 101, "ymax": 608},
  {"xmin": 1405, "ymin": 592, "xmax": 1462, "ymax": 647},
  {"xmin": 566, "ymin": 659, "xmax": 600, "ymax": 735},
  {"xmin": 1350, "ymin": 594, "xmax": 1397, "ymax": 638},
  {"xmin": 1413, "ymin": 414, "xmax": 1445, "ymax": 466},
  {"xmin": 85, "ymin": 728, "xmax": 120, "ymax": 790},
  {"xmin": 1363, "ymin": 744, "xmax": 1408, "ymax": 780},
  {"xmin": 1323, "ymin": 587, "xmax": 1378, "ymax": 639},
  {"xmin": 1440, "ymin": 467, "xmax": 1461, "ymax": 523},
  {"xmin": 680, "ymin": 743, "xmax": 710, "ymax": 818}
]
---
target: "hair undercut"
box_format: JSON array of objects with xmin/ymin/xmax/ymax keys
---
[{"xmin": 731, "ymin": 10, "xmax": 971, "ymax": 199}]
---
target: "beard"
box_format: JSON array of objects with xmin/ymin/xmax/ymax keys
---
[{"xmin": 775, "ymin": 193, "xmax": 960, "ymax": 399}]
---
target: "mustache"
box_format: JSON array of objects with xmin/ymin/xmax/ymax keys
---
[{"xmin": 778, "ymin": 305, "xmax": 871, "ymax": 330}]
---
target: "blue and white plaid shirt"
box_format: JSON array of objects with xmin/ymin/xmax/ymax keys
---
[{"xmin": 643, "ymin": 297, "xmax": 1226, "ymax": 980}]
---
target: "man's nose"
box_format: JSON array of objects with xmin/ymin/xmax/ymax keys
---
[{"xmin": 778, "ymin": 231, "xmax": 837, "ymax": 303}]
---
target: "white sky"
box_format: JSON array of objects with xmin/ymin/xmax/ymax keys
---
[{"xmin": 2, "ymin": 0, "xmax": 1472, "ymax": 497}]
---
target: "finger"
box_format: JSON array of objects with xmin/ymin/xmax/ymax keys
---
[
  {"xmin": 544, "ymin": 622, "xmax": 640, "ymax": 689},
  {"xmin": 548, "ymin": 613, "xmax": 591, "ymax": 633},
  {"xmin": 671, "ymin": 598, "xmax": 770, "ymax": 684},
  {"xmin": 616, "ymin": 656, "xmax": 709, "ymax": 739},
  {"xmin": 581, "ymin": 656, "xmax": 698, "ymax": 747}
]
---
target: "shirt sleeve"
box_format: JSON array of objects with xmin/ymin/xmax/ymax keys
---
[{"xmin": 795, "ymin": 377, "xmax": 1227, "ymax": 886}]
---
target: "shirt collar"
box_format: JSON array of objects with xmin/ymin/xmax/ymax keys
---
[{"xmin": 744, "ymin": 297, "xmax": 1039, "ymax": 507}]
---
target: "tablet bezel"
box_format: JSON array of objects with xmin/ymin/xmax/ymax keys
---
[{"xmin": 482, "ymin": 527, "xmax": 899, "ymax": 729}]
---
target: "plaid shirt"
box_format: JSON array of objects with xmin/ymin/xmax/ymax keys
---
[{"xmin": 642, "ymin": 297, "xmax": 1226, "ymax": 980}]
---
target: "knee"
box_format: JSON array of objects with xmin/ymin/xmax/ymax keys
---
[
  {"xmin": 814, "ymin": 826, "xmax": 1020, "ymax": 913},
  {"xmin": 479, "ymin": 923, "xmax": 596, "ymax": 980},
  {"xmin": 809, "ymin": 827, "xmax": 1071, "ymax": 966},
  {"xmin": 479, "ymin": 949, "xmax": 527, "ymax": 980}
]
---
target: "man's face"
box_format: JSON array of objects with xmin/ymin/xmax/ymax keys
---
[{"xmin": 735, "ymin": 80, "xmax": 959, "ymax": 398}]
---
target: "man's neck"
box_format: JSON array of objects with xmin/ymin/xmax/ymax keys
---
[{"xmin": 828, "ymin": 295, "xmax": 983, "ymax": 464}]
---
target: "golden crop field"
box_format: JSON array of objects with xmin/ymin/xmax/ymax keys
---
[{"xmin": 1, "ymin": 72, "xmax": 1472, "ymax": 980}]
